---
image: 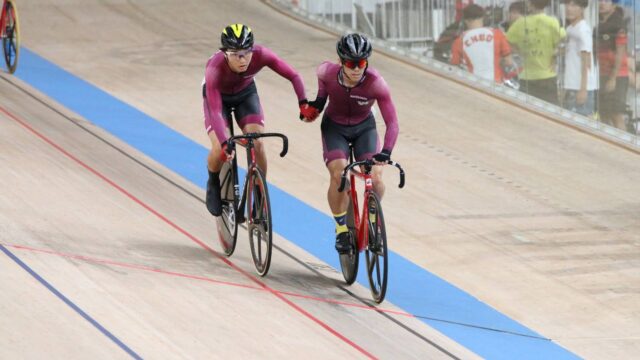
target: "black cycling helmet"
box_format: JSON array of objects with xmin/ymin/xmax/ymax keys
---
[
  {"xmin": 336, "ymin": 33, "xmax": 372, "ymax": 61},
  {"xmin": 221, "ymin": 24, "xmax": 254, "ymax": 50}
]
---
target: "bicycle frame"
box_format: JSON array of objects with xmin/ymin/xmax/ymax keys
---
[
  {"xmin": 227, "ymin": 131, "xmax": 287, "ymax": 221},
  {"xmin": 0, "ymin": 1, "xmax": 8, "ymax": 36},
  {"xmin": 347, "ymin": 164, "xmax": 374, "ymax": 253},
  {"xmin": 339, "ymin": 157, "xmax": 405, "ymax": 253}
]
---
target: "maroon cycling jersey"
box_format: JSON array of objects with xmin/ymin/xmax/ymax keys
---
[
  {"xmin": 204, "ymin": 45, "xmax": 306, "ymax": 144},
  {"xmin": 316, "ymin": 61, "xmax": 399, "ymax": 151}
]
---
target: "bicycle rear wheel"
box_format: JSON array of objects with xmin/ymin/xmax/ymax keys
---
[
  {"xmin": 364, "ymin": 192, "xmax": 388, "ymax": 303},
  {"xmin": 216, "ymin": 161, "xmax": 239, "ymax": 256},
  {"xmin": 2, "ymin": 0, "xmax": 19, "ymax": 74},
  {"xmin": 339, "ymin": 197, "xmax": 359, "ymax": 285},
  {"xmin": 248, "ymin": 167, "xmax": 272, "ymax": 276}
]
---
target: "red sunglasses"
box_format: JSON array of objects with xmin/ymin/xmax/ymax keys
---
[{"xmin": 342, "ymin": 59, "xmax": 367, "ymax": 69}]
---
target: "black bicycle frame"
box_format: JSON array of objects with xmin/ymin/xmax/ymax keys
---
[{"xmin": 225, "ymin": 127, "xmax": 288, "ymax": 220}]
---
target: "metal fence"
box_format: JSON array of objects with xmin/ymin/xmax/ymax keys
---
[
  {"xmin": 288, "ymin": 0, "xmax": 467, "ymax": 52},
  {"xmin": 274, "ymin": 0, "xmax": 640, "ymax": 140}
]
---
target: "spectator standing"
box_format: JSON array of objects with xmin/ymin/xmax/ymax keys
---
[
  {"xmin": 501, "ymin": 1, "xmax": 526, "ymax": 32},
  {"xmin": 451, "ymin": 4, "xmax": 514, "ymax": 83},
  {"xmin": 562, "ymin": 0, "xmax": 598, "ymax": 117},
  {"xmin": 596, "ymin": 0, "xmax": 629, "ymax": 130},
  {"xmin": 507, "ymin": 0, "xmax": 566, "ymax": 105}
]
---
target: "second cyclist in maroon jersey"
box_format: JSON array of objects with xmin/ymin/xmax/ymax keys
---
[
  {"xmin": 301, "ymin": 33, "xmax": 399, "ymax": 254},
  {"xmin": 203, "ymin": 24, "xmax": 317, "ymax": 216}
]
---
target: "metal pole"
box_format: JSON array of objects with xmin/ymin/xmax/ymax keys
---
[
  {"xmin": 373, "ymin": 0, "xmax": 377, "ymax": 37},
  {"xmin": 382, "ymin": 0, "xmax": 387, "ymax": 39},
  {"xmin": 352, "ymin": 0, "xmax": 356, "ymax": 30}
]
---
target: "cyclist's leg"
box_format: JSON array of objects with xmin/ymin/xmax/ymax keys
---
[
  {"xmin": 203, "ymin": 93, "xmax": 232, "ymax": 216},
  {"xmin": 203, "ymin": 83, "xmax": 233, "ymax": 173},
  {"xmin": 235, "ymin": 83, "xmax": 266, "ymax": 174},
  {"xmin": 353, "ymin": 115, "xmax": 385, "ymax": 199},
  {"xmin": 371, "ymin": 164, "xmax": 385, "ymax": 199},
  {"xmin": 322, "ymin": 117, "xmax": 351, "ymax": 213},
  {"xmin": 242, "ymin": 123, "xmax": 266, "ymax": 175},
  {"xmin": 322, "ymin": 117, "xmax": 352, "ymax": 253},
  {"xmin": 326, "ymin": 159, "xmax": 349, "ymax": 214}
]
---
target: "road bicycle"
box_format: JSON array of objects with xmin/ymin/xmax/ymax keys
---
[
  {"xmin": 215, "ymin": 127, "xmax": 287, "ymax": 277},
  {"xmin": 1, "ymin": 0, "xmax": 19, "ymax": 74},
  {"xmin": 337, "ymin": 150, "xmax": 405, "ymax": 303}
]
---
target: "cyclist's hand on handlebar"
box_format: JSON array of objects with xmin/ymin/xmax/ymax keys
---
[
  {"xmin": 299, "ymin": 99, "xmax": 319, "ymax": 123},
  {"xmin": 372, "ymin": 149, "xmax": 391, "ymax": 164},
  {"xmin": 219, "ymin": 141, "xmax": 235, "ymax": 162}
]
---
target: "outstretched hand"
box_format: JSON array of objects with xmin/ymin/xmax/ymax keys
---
[{"xmin": 299, "ymin": 102, "xmax": 320, "ymax": 122}]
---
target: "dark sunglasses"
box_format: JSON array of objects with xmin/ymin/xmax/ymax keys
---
[{"xmin": 342, "ymin": 59, "xmax": 367, "ymax": 69}]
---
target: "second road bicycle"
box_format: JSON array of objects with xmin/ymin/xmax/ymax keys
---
[{"xmin": 215, "ymin": 123, "xmax": 287, "ymax": 277}]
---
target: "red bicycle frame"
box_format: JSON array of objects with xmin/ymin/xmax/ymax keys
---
[
  {"xmin": 347, "ymin": 165, "xmax": 374, "ymax": 252},
  {"xmin": 339, "ymin": 159, "xmax": 405, "ymax": 253},
  {"xmin": 0, "ymin": 1, "xmax": 8, "ymax": 34}
]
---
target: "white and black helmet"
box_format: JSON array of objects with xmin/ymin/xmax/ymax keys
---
[{"xmin": 336, "ymin": 33, "xmax": 372, "ymax": 61}]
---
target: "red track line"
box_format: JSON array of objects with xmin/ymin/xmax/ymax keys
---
[
  {"xmin": 0, "ymin": 105, "xmax": 378, "ymax": 359},
  {"xmin": 3, "ymin": 242, "xmax": 415, "ymax": 318},
  {"xmin": 2, "ymin": 243, "xmax": 263, "ymax": 291}
]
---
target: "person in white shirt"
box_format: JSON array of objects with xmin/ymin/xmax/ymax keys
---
[{"xmin": 563, "ymin": 0, "xmax": 598, "ymax": 117}]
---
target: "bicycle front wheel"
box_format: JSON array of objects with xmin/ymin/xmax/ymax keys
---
[
  {"xmin": 364, "ymin": 192, "xmax": 388, "ymax": 303},
  {"xmin": 216, "ymin": 161, "xmax": 239, "ymax": 256},
  {"xmin": 339, "ymin": 197, "xmax": 359, "ymax": 285},
  {"xmin": 248, "ymin": 167, "xmax": 272, "ymax": 276},
  {"xmin": 2, "ymin": 0, "xmax": 19, "ymax": 74}
]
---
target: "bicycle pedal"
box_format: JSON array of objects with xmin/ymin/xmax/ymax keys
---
[{"xmin": 368, "ymin": 243, "xmax": 383, "ymax": 255}]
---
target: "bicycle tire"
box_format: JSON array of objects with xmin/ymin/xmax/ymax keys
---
[
  {"xmin": 248, "ymin": 167, "xmax": 272, "ymax": 276},
  {"xmin": 2, "ymin": 0, "xmax": 19, "ymax": 74},
  {"xmin": 364, "ymin": 192, "xmax": 388, "ymax": 303},
  {"xmin": 216, "ymin": 161, "xmax": 239, "ymax": 256},
  {"xmin": 339, "ymin": 197, "xmax": 359, "ymax": 285}
]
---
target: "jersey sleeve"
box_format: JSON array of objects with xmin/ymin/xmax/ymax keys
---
[
  {"xmin": 204, "ymin": 63, "xmax": 229, "ymax": 144},
  {"xmin": 261, "ymin": 46, "xmax": 307, "ymax": 102},
  {"xmin": 494, "ymin": 29, "xmax": 511, "ymax": 57},
  {"xmin": 578, "ymin": 23, "xmax": 593, "ymax": 53},
  {"xmin": 373, "ymin": 76, "xmax": 399, "ymax": 152},
  {"xmin": 315, "ymin": 62, "xmax": 331, "ymax": 100},
  {"xmin": 451, "ymin": 37, "xmax": 463, "ymax": 65}
]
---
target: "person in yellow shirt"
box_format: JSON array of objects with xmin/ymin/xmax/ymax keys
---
[{"xmin": 507, "ymin": 0, "xmax": 566, "ymax": 105}]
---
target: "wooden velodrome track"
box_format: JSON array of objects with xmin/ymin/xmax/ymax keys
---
[{"xmin": 1, "ymin": 1, "xmax": 638, "ymax": 359}]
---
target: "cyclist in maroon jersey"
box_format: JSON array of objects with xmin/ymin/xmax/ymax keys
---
[
  {"xmin": 301, "ymin": 33, "xmax": 399, "ymax": 254},
  {"xmin": 203, "ymin": 24, "xmax": 318, "ymax": 216}
]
